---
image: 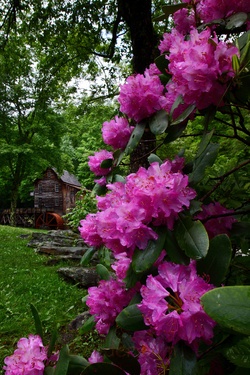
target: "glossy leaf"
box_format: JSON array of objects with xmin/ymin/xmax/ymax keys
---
[
  {"xmin": 102, "ymin": 349, "xmax": 141, "ymax": 375},
  {"xmin": 103, "ymin": 326, "xmax": 120, "ymax": 349},
  {"xmin": 171, "ymin": 104, "xmax": 196, "ymax": 125},
  {"xmin": 124, "ymin": 122, "xmax": 146, "ymax": 156},
  {"xmin": 197, "ymin": 235, "xmax": 232, "ymax": 286},
  {"xmin": 79, "ymin": 315, "xmax": 96, "ymax": 334},
  {"xmin": 164, "ymin": 122, "xmax": 187, "ymax": 144},
  {"xmin": 165, "ymin": 229, "xmax": 190, "ymax": 265},
  {"xmin": 149, "ymin": 109, "xmax": 169, "ymax": 135},
  {"xmin": 154, "ymin": 53, "xmax": 169, "ymax": 74},
  {"xmin": 189, "ymin": 143, "xmax": 219, "ymax": 184},
  {"xmin": 96, "ymin": 264, "xmax": 110, "ymax": 280},
  {"xmin": 132, "ymin": 226, "xmax": 167, "ymax": 274},
  {"xmin": 162, "ymin": 3, "xmax": 188, "ymax": 18},
  {"xmin": 124, "ymin": 263, "xmax": 143, "ymax": 289},
  {"xmin": 82, "ymin": 363, "xmax": 126, "ymax": 375},
  {"xmin": 148, "ymin": 153, "xmax": 162, "ymax": 164},
  {"xmin": 67, "ymin": 355, "xmax": 89, "ymax": 375},
  {"xmin": 80, "ymin": 247, "xmax": 97, "ymax": 266},
  {"xmin": 201, "ymin": 286, "xmax": 250, "ymax": 335},
  {"xmin": 175, "ymin": 217, "xmax": 209, "ymax": 259},
  {"xmin": 47, "ymin": 327, "xmax": 58, "ymax": 358},
  {"xmin": 226, "ymin": 12, "xmax": 248, "ymax": 29},
  {"xmin": 100, "ymin": 158, "xmax": 113, "ymax": 168},
  {"xmin": 54, "ymin": 346, "xmax": 70, "ymax": 375},
  {"xmin": 169, "ymin": 342, "xmax": 198, "ymax": 375},
  {"xmin": 223, "ymin": 336, "xmax": 250, "ymax": 368},
  {"xmin": 116, "ymin": 304, "xmax": 148, "ymax": 331},
  {"xmin": 170, "ymin": 95, "xmax": 183, "ymax": 117},
  {"xmin": 196, "ymin": 130, "xmax": 214, "ymax": 158},
  {"xmin": 30, "ymin": 304, "xmax": 44, "ymax": 341}
]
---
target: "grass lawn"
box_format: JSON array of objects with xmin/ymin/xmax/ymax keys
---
[{"xmin": 0, "ymin": 225, "xmax": 96, "ymax": 373}]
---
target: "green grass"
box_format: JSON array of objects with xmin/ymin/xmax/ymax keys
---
[{"xmin": 0, "ymin": 225, "xmax": 91, "ymax": 373}]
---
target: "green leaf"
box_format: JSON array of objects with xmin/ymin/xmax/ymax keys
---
[
  {"xmin": 30, "ymin": 303, "xmax": 44, "ymax": 341},
  {"xmin": 201, "ymin": 286, "xmax": 250, "ymax": 335},
  {"xmin": 113, "ymin": 174, "xmax": 126, "ymax": 183},
  {"xmin": 164, "ymin": 122, "xmax": 187, "ymax": 144},
  {"xmin": 103, "ymin": 326, "xmax": 121, "ymax": 349},
  {"xmin": 165, "ymin": 228, "xmax": 190, "ymax": 265},
  {"xmin": 102, "ymin": 349, "xmax": 141, "ymax": 375},
  {"xmin": 170, "ymin": 95, "xmax": 183, "ymax": 117},
  {"xmin": 149, "ymin": 110, "xmax": 169, "ymax": 135},
  {"xmin": 196, "ymin": 130, "xmax": 214, "ymax": 158},
  {"xmin": 79, "ymin": 315, "xmax": 96, "ymax": 334},
  {"xmin": 171, "ymin": 104, "xmax": 196, "ymax": 125},
  {"xmin": 197, "ymin": 235, "xmax": 232, "ymax": 286},
  {"xmin": 47, "ymin": 327, "xmax": 58, "ymax": 358},
  {"xmin": 132, "ymin": 226, "xmax": 167, "ymax": 274},
  {"xmin": 223, "ymin": 336, "xmax": 250, "ymax": 368},
  {"xmin": 82, "ymin": 363, "xmax": 127, "ymax": 375},
  {"xmin": 116, "ymin": 304, "xmax": 148, "ymax": 331},
  {"xmin": 54, "ymin": 346, "xmax": 70, "ymax": 375},
  {"xmin": 124, "ymin": 122, "xmax": 146, "ymax": 156},
  {"xmin": 96, "ymin": 263, "xmax": 111, "ymax": 280},
  {"xmin": 148, "ymin": 153, "xmax": 163, "ymax": 164},
  {"xmin": 67, "ymin": 355, "xmax": 89, "ymax": 375},
  {"xmin": 230, "ymin": 366, "xmax": 250, "ymax": 375},
  {"xmin": 189, "ymin": 143, "xmax": 219, "ymax": 184},
  {"xmin": 169, "ymin": 342, "xmax": 198, "ymax": 375},
  {"xmin": 154, "ymin": 54, "xmax": 169, "ymax": 75},
  {"xmin": 226, "ymin": 12, "xmax": 248, "ymax": 29},
  {"xmin": 175, "ymin": 217, "xmax": 209, "ymax": 259},
  {"xmin": 100, "ymin": 158, "xmax": 113, "ymax": 169},
  {"xmin": 44, "ymin": 367, "xmax": 55, "ymax": 375},
  {"xmin": 124, "ymin": 263, "xmax": 143, "ymax": 289},
  {"xmin": 80, "ymin": 247, "xmax": 97, "ymax": 266},
  {"xmin": 232, "ymin": 54, "xmax": 240, "ymax": 73}
]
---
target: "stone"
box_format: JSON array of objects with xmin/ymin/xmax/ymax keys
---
[
  {"xmin": 57, "ymin": 267, "xmax": 99, "ymax": 288},
  {"xmin": 38, "ymin": 245, "xmax": 87, "ymax": 256},
  {"xmin": 68, "ymin": 311, "xmax": 92, "ymax": 330}
]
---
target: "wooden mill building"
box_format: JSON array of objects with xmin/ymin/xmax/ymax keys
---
[{"xmin": 33, "ymin": 167, "xmax": 81, "ymax": 229}]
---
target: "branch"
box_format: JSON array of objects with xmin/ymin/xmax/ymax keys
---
[
  {"xmin": 200, "ymin": 159, "xmax": 250, "ymax": 201},
  {"xmin": 200, "ymin": 209, "xmax": 250, "ymax": 223},
  {"xmin": 91, "ymin": 11, "xmax": 122, "ymax": 59}
]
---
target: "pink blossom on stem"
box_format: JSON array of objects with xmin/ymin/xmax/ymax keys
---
[
  {"xmin": 138, "ymin": 261, "xmax": 216, "ymax": 346},
  {"xmin": 197, "ymin": 0, "xmax": 250, "ymax": 24},
  {"xmin": 88, "ymin": 150, "xmax": 113, "ymax": 176},
  {"xmin": 195, "ymin": 202, "xmax": 237, "ymax": 238},
  {"xmin": 86, "ymin": 278, "xmax": 134, "ymax": 335},
  {"xmin": 88, "ymin": 350, "xmax": 104, "ymax": 364},
  {"xmin": 161, "ymin": 28, "xmax": 239, "ymax": 115},
  {"xmin": 102, "ymin": 116, "xmax": 134, "ymax": 150},
  {"xmin": 133, "ymin": 330, "xmax": 172, "ymax": 375},
  {"xmin": 3, "ymin": 335, "xmax": 47, "ymax": 375},
  {"xmin": 118, "ymin": 73, "xmax": 167, "ymax": 123}
]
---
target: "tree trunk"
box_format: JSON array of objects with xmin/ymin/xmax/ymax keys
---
[
  {"xmin": 118, "ymin": 0, "xmax": 159, "ymax": 172},
  {"xmin": 10, "ymin": 185, "xmax": 19, "ymax": 226}
]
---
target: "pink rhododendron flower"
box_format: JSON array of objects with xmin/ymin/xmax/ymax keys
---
[
  {"xmin": 161, "ymin": 28, "xmax": 239, "ymax": 114},
  {"xmin": 197, "ymin": 0, "xmax": 250, "ymax": 24},
  {"xmin": 79, "ymin": 213, "xmax": 103, "ymax": 248},
  {"xmin": 3, "ymin": 335, "xmax": 47, "ymax": 375},
  {"xmin": 138, "ymin": 261, "xmax": 216, "ymax": 346},
  {"xmin": 88, "ymin": 350, "xmax": 103, "ymax": 364},
  {"xmin": 195, "ymin": 202, "xmax": 237, "ymax": 238},
  {"xmin": 88, "ymin": 150, "xmax": 113, "ymax": 176},
  {"xmin": 133, "ymin": 330, "xmax": 172, "ymax": 375},
  {"xmin": 118, "ymin": 73, "xmax": 167, "ymax": 123},
  {"xmin": 102, "ymin": 116, "xmax": 134, "ymax": 150},
  {"xmin": 86, "ymin": 278, "xmax": 134, "ymax": 335},
  {"xmin": 111, "ymin": 252, "xmax": 132, "ymax": 280},
  {"xmin": 79, "ymin": 159, "xmax": 196, "ymax": 255},
  {"xmin": 173, "ymin": 8, "xmax": 196, "ymax": 34}
]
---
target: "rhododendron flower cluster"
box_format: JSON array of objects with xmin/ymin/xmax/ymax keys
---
[
  {"xmin": 79, "ymin": 159, "xmax": 196, "ymax": 255},
  {"xmin": 102, "ymin": 116, "xmax": 134, "ymax": 150},
  {"xmin": 138, "ymin": 261, "xmax": 216, "ymax": 347},
  {"xmin": 133, "ymin": 330, "xmax": 172, "ymax": 375},
  {"xmin": 196, "ymin": 201, "xmax": 237, "ymax": 238},
  {"xmin": 161, "ymin": 28, "xmax": 239, "ymax": 114},
  {"xmin": 118, "ymin": 73, "xmax": 167, "ymax": 123},
  {"xmin": 88, "ymin": 149, "xmax": 113, "ymax": 176},
  {"xmin": 3, "ymin": 335, "xmax": 47, "ymax": 375},
  {"xmin": 86, "ymin": 278, "xmax": 134, "ymax": 335}
]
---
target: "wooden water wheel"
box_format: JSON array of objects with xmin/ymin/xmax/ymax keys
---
[{"xmin": 35, "ymin": 212, "xmax": 64, "ymax": 229}]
